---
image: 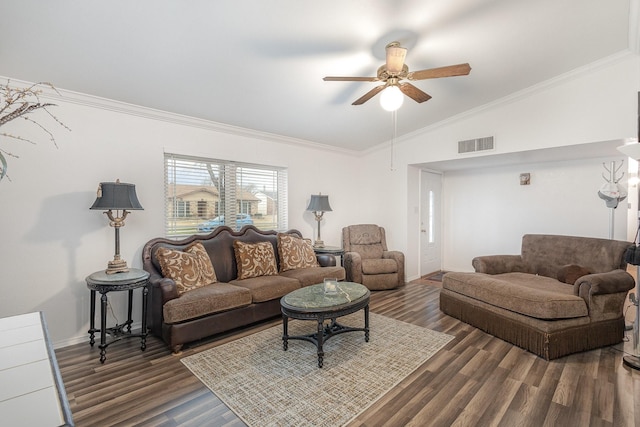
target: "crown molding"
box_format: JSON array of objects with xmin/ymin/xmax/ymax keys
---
[
  {"xmin": 365, "ymin": 50, "xmax": 638, "ymax": 156},
  {"xmin": 0, "ymin": 75, "xmax": 359, "ymax": 157}
]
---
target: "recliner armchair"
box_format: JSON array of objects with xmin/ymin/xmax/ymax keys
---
[{"xmin": 342, "ymin": 224, "xmax": 405, "ymax": 290}]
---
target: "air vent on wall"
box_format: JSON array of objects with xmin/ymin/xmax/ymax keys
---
[{"xmin": 458, "ymin": 136, "xmax": 494, "ymax": 154}]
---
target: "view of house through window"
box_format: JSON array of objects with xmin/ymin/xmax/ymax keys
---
[{"xmin": 164, "ymin": 153, "xmax": 288, "ymax": 237}]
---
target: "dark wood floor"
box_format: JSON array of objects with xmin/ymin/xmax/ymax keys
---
[{"xmin": 56, "ymin": 280, "xmax": 640, "ymax": 427}]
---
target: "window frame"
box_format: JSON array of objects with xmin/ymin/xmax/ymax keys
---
[{"xmin": 164, "ymin": 153, "xmax": 288, "ymax": 238}]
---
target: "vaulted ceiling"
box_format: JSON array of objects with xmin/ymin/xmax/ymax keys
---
[{"xmin": 0, "ymin": 1, "xmax": 637, "ymax": 151}]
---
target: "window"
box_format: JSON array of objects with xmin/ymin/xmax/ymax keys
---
[{"xmin": 164, "ymin": 153, "xmax": 288, "ymax": 237}]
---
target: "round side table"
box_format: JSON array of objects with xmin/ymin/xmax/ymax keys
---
[
  {"xmin": 313, "ymin": 245, "xmax": 345, "ymax": 266},
  {"xmin": 86, "ymin": 268, "xmax": 150, "ymax": 363}
]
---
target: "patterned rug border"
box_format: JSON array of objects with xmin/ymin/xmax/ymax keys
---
[{"xmin": 181, "ymin": 313, "xmax": 454, "ymax": 427}]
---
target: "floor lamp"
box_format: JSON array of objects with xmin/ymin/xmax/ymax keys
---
[{"xmin": 618, "ymin": 141, "xmax": 640, "ymax": 370}]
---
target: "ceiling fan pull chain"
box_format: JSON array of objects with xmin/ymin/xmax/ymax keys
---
[{"xmin": 390, "ymin": 110, "xmax": 397, "ymax": 171}]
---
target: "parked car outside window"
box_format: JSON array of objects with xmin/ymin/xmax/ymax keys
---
[{"xmin": 197, "ymin": 214, "xmax": 253, "ymax": 232}]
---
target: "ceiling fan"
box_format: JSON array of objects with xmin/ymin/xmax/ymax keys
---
[{"xmin": 323, "ymin": 41, "xmax": 471, "ymax": 109}]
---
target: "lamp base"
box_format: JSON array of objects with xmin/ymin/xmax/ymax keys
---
[
  {"xmin": 106, "ymin": 258, "xmax": 129, "ymax": 275},
  {"xmin": 623, "ymin": 355, "xmax": 640, "ymax": 370},
  {"xmin": 313, "ymin": 240, "xmax": 325, "ymax": 248}
]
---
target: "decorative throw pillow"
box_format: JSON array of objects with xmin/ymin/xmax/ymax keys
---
[
  {"xmin": 233, "ymin": 241, "xmax": 278, "ymax": 279},
  {"xmin": 156, "ymin": 242, "xmax": 217, "ymax": 295},
  {"xmin": 557, "ymin": 264, "xmax": 591, "ymax": 285},
  {"xmin": 277, "ymin": 233, "xmax": 319, "ymax": 272}
]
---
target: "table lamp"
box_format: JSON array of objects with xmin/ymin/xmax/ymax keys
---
[
  {"xmin": 90, "ymin": 179, "xmax": 143, "ymax": 274},
  {"xmin": 306, "ymin": 193, "xmax": 332, "ymax": 248}
]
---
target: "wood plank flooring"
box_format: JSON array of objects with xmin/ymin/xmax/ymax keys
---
[{"xmin": 55, "ymin": 280, "xmax": 640, "ymax": 426}]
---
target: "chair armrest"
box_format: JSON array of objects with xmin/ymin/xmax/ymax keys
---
[
  {"xmin": 472, "ymin": 255, "xmax": 528, "ymax": 274},
  {"xmin": 343, "ymin": 251, "xmax": 363, "ymax": 284},
  {"xmin": 383, "ymin": 250, "xmax": 405, "ymax": 286},
  {"xmin": 574, "ymin": 269, "xmax": 635, "ymax": 297},
  {"xmin": 149, "ymin": 276, "xmax": 180, "ymax": 304},
  {"xmin": 146, "ymin": 275, "xmax": 179, "ymax": 334},
  {"xmin": 316, "ymin": 254, "xmax": 336, "ymax": 267}
]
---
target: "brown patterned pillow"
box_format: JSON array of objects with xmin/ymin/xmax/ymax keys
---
[
  {"xmin": 156, "ymin": 242, "xmax": 217, "ymax": 295},
  {"xmin": 233, "ymin": 241, "xmax": 278, "ymax": 279},
  {"xmin": 277, "ymin": 233, "xmax": 319, "ymax": 272}
]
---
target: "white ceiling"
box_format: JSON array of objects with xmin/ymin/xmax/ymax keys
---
[{"xmin": 0, "ymin": 0, "xmax": 636, "ymax": 152}]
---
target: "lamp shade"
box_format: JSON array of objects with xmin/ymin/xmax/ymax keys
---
[
  {"xmin": 306, "ymin": 194, "xmax": 332, "ymax": 212},
  {"xmin": 90, "ymin": 181, "xmax": 143, "ymax": 210}
]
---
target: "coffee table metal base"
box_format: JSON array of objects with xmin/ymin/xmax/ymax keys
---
[{"xmin": 282, "ymin": 301, "xmax": 369, "ymax": 368}]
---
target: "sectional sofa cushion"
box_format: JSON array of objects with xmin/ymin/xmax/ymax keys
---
[
  {"xmin": 230, "ymin": 275, "xmax": 300, "ymax": 303},
  {"xmin": 162, "ymin": 283, "xmax": 252, "ymax": 324},
  {"xmin": 279, "ymin": 265, "xmax": 346, "ymax": 288}
]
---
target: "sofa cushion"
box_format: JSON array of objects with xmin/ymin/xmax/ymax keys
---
[
  {"xmin": 442, "ymin": 272, "xmax": 588, "ymax": 320},
  {"xmin": 557, "ymin": 264, "xmax": 592, "ymax": 285},
  {"xmin": 230, "ymin": 275, "xmax": 300, "ymax": 303},
  {"xmin": 277, "ymin": 233, "xmax": 319, "ymax": 271},
  {"xmin": 362, "ymin": 258, "xmax": 397, "ymax": 275},
  {"xmin": 233, "ymin": 241, "xmax": 278, "ymax": 279},
  {"xmin": 279, "ymin": 266, "xmax": 346, "ymax": 287},
  {"xmin": 162, "ymin": 283, "xmax": 252, "ymax": 324},
  {"xmin": 156, "ymin": 242, "xmax": 218, "ymax": 295}
]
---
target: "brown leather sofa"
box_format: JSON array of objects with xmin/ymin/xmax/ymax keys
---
[
  {"xmin": 441, "ymin": 234, "xmax": 634, "ymax": 360},
  {"xmin": 142, "ymin": 225, "xmax": 345, "ymax": 353}
]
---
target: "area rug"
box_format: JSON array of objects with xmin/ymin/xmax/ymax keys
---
[{"xmin": 181, "ymin": 312, "xmax": 454, "ymax": 427}]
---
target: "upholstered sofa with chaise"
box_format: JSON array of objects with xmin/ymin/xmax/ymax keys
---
[
  {"xmin": 440, "ymin": 234, "xmax": 634, "ymax": 360},
  {"xmin": 142, "ymin": 225, "xmax": 345, "ymax": 353},
  {"xmin": 342, "ymin": 224, "xmax": 405, "ymax": 290}
]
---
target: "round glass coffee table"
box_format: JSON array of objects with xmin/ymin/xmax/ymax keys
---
[{"xmin": 280, "ymin": 281, "xmax": 370, "ymax": 368}]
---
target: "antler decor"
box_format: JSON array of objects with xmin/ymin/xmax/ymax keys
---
[{"xmin": 0, "ymin": 80, "xmax": 70, "ymax": 181}]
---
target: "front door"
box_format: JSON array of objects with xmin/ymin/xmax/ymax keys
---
[{"xmin": 420, "ymin": 170, "xmax": 442, "ymax": 276}]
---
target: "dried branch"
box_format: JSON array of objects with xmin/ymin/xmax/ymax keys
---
[{"xmin": 0, "ymin": 80, "xmax": 70, "ymax": 181}]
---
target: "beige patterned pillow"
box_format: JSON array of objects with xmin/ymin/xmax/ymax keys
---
[
  {"xmin": 156, "ymin": 242, "xmax": 217, "ymax": 295},
  {"xmin": 233, "ymin": 241, "xmax": 278, "ymax": 279},
  {"xmin": 278, "ymin": 233, "xmax": 319, "ymax": 272}
]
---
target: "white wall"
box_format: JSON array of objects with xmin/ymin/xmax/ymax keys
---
[
  {"xmin": 362, "ymin": 52, "xmax": 640, "ymax": 281},
  {"xmin": 0, "ymin": 86, "xmax": 364, "ymax": 347},
  {"xmin": 442, "ymin": 157, "xmax": 630, "ymax": 272},
  {"xmin": 2, "ymin": 52, "xmax": 638, "ymax": 347}
]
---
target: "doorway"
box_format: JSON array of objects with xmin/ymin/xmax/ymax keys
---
[{"xmin": 420, "ymin": 170, "xmax": 443, "ymax": 276}]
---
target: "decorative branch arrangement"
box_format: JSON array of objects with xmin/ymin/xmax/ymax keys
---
[{"xmin": 0, "ymin": 80, "xmax": 70, "ymax": 181}]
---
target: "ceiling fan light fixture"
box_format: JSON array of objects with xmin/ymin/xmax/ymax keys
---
[
  {"xmin": 385, "ymin": 42, "xmax": 407, "ymax": 74},
  {"xmin": 380, "ymin": 85, "xmax": 404, "ymax": 111}
]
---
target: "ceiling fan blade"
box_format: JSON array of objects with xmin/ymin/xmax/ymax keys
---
[
  {"xmin": 407, "ymin": 63, "xmax": 471, "ymax": 80},
  {"xmin": 352, "ymin": 85, "xmax": 386, "ymax": 105},
  {"xmin": 399, "ymin": 83, "xmax": 432, "ymax": 103},
  {"xmin": 323, "ymin": 76, "xmax": 379, "ymax": 82}
]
